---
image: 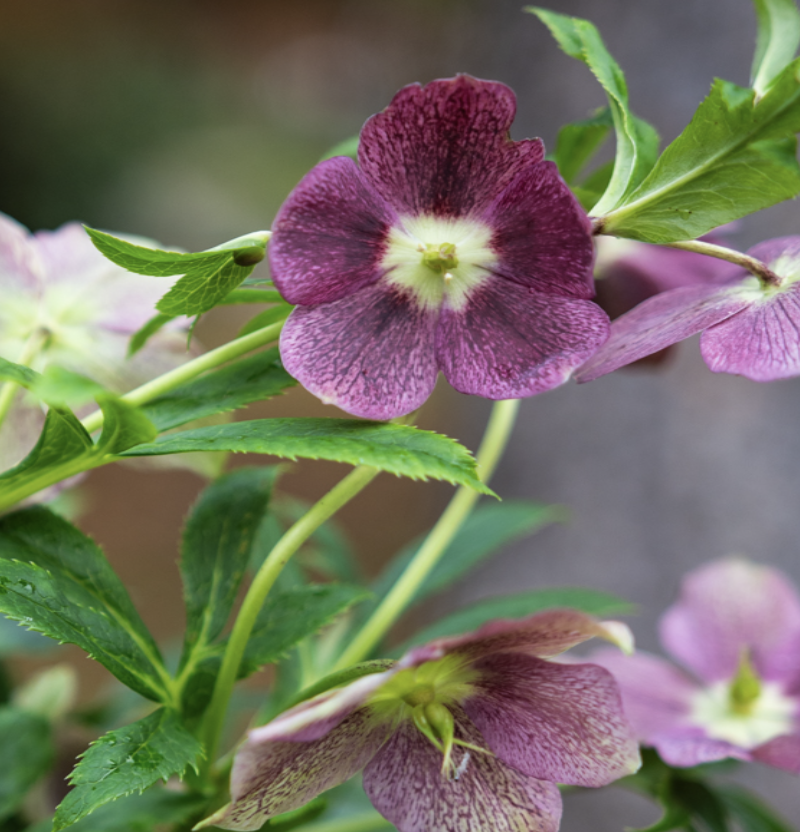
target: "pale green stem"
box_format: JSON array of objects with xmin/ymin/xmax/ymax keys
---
[
  {"xmin": 201, "ymin": 464, "xmax": 381, "ymax": 775},
  {"xmin": 0, "ymin": 330, "xmax": 49, "ymax": 433},
  {"xmin": 659, "ymin": 239, "xmax": 782, "ymax": 286},
  {"xmin": 332, "ymin": 398, "xmax": 520, "ymax": 671},
  {"xmin": 81, "ymin": 319, "xmax": 285, "ymax": 434}
]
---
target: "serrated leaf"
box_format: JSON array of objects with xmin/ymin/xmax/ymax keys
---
[
  {"xmin": 142, "ymin": 349, "xmax": 296, "ymax": 433},
  {"xmin": 602, "ymin": 61, "xmax": 800, "ymax": 242},
  {"xmin": 396, "ymin": 587, "xmax": 635, "ymax": 653},
  {"xmin": 53, "ymin": 709, "xmax": 203, "ymax": 831},
  {"xmin": 0, "ymin": 706, "xmax": 54, "ymax": 820},
  {"xmin": 0, "ymin": 612, "xmax": 54, "ymax": 656},
  {"xmin": 122, "ymin": 419, "xmax": 492, "ymax": 494},
  {"xmin": 96, "ymin": 396, "xmax": 157, "ymax": 455},
  {"xmin": 555, "ymin": 107, "xmax": 612, "ymax": 183},
  {"xmin": 752, "ymin": 0, "xmax": 800, "ymax": 96},
  {"xmin": 528, "ymin": 8, "xmax": 658, "ymax": 211},
  {"xmin": 127, "ymin": 312, "xmax": 176, "ymax": 357},
  {"xmin": 0, "ymin": 507, "xmax": 169, "ymax": 702},
  {"xmin": 180, "ymin": 467, "xmax": 278, "ymax": 655},
  {"xmin": 0, "ymin": 356, "xmax": 39, "ymax": 388},
  {"xmin": 156, "ymin": 258, "xmax": 254, "ymax": 316},
  {"xmin": 716, "ymin": 785, "xmax": 794, "ymax": 832}
]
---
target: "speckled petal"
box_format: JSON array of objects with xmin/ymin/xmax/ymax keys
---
[
  {"xmin": 574, "ymin": 284, "xmax": 750, "ymax": 382},
  {"xmin": 660, "ymin": 557, "xmax": 800, "ymax": 685},
  {"xmin": 463, "ymin": 654, "xmax": 640, "ymax": 786},
  {"xmin": 207, "ymin": 709, "xmax": 392, "ymax": 831},
  {"xmin": 270, "ymin": 157, "xmax": 396, "ymax": 306},
  {"xmin": 752, "ymin": 733, "xmax": 800, "ymax": 773},
  {"xmin": 358, "ymin": 75, "xmax": 545, "ymax": 218},
  {"xmin": 701, "ymin": 284, "xmax": 800, "ymax": 380},
  {"xmin": 402, "ymin": 610, "xmax": 631, "ymax": 668},
  {"xmin": 482, "ymin": 162, "xmax": 594, "ymax": 300},
  {"xmin": 435, "ymin": 280, "xmax": 609, "ymax": 399},
  {"xmin": 279, "ymin": 281, "xmax": 438, "ymax": 420},
  {"xmin": 363, "ymin": 709, "xmax": 562, "ymax": 832}
]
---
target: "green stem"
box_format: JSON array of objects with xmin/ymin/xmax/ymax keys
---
[
  {"xmin": 659, "ymin": 238, "xmax": 782, "ymax": 287},
  {"xmin": 81, "ymin": 319, "xmax": 285, "ymax": 434},
  {"xmin": 201, "ymin": 464, "xmax": 380, "ymax": 775},
  {"xmin": 0, "ymin": 330, "xmax": 48, "ymax": 433},
  {"xmin": 332, "ymin": 398, "xmax": 520, "ymax": 671}
]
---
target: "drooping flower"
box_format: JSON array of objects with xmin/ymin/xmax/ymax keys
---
[
  {"xmin": 591, "ymin": 558, "xmax": 800, "ymax": 771},
  {"xmin": 576, "ymin": 237, "xmax": 800, "ymax": 383},
  {"xmin": 0, "ymin": 213, "xmax": 190, "ymax": 473},
  {"xmin": 270, "ymin": 75, "xmax": 609, "ymax": 420},
  {"xmin": 203, "ymin": 611, "xmax": 640, "ymax": 832}
]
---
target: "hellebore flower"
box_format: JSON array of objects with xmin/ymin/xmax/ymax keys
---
[
  {"xmin": 592, "ymin": 558, "xmax": 800, "ymax": 771},
  {"xmin": 0, "ymin": 213, "xmax": 190, "ymax": 473},
  {"xmin": 576, "ymin": 236, "xmax": 800, "ymax": 383},
  {"xmin": 270, "ymin": 75, "xmax": 609, "ymax": 420},
  {"xmin": 203, "ymin": 611, "xmax": 640, "ymax": 832}
]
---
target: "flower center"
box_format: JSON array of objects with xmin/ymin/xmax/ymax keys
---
[
  {"xmin": 689, "ymin": 651, "xmax": 795, "ymax": 748},
  {"xmin": 381, "ymin": 216, "xmax": 497, "ymax": 312}
]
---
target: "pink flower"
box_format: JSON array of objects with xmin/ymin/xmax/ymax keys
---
[
  {"xmin": 202, "ymin": 611, "xmax": 640, "ymax": 832},
  {"xmin": 592, "ymin": 558, "xmax": 800, "ymax": 772},
  {"xmin": 271, "ymin": 75, "xmax": 609, "ymax": 420}
]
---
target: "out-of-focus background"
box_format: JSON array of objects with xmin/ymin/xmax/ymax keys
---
[{"xmin": 4, "ymin": 0, "xmax": 800, "ymax": 828}]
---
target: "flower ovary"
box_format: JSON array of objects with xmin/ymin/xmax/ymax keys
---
[
  {"xmin": 729, "ymin": 650, "xmax": 761, "ymax": 715},
  {"xmin": 420, "ymin": 242, "xmax": 459, "ymax": 274}
]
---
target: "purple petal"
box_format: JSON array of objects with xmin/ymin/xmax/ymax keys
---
[
  {"xmin": 753, "ymin": 733, "xmax": 800, "ymax": 773},
  {"xmin": 279, "ymin": 281, "xmax": 438, "ymax": 420},
  {"xmin": 206, "ymin": 709, "xmax": 392, "ymax": 831},
  {"xmin": 463, "ymin": 654, "xmax": 640, "ymax": 787},
  {"xmin": 358, "ymin": 75, "xmax": 545, "ymax": 218},
  {"xmin": 435, "ymin": 279, "xmax": 609, "ymax": 399},
  {"xmin": 654, "ymin": 736, "xmax": 751, "ymax": 768},
  {"xmin": 483, "ymin": 162, "xmax": 595, "ymax": 300},
  {"xmin": 363, "ymin": 709, "xmax": 562, "ymax": 832},
  {"xmin": 660, "ymin": 557, "xmax": 800, "ymax": 686},
  {"xmin": 574, "ymin": 284, "xmax": 752, "ymax": 382},
  {"xmin": 270, "ymin": 157, "xmax": 396, "ymax": 306},
  {"xmin": 402, "ymin": 610, "xmax": 630, "ymax": 668},
  {"xmin": 0, "ymin": 212, "xmax": 37, "ymax": 290},
  {"xmin": 700, "ymin": 283, "xmax": 800, "ymax": 380}
]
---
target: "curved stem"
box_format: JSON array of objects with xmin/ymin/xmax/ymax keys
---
[
  {"xmin": 81, "ymin": 319, "xmax": 286, "ymax": 434},
  {"xmin": 332, "ymin": 398, "xmax": 520, "ymax": 671},
  {"xmin": 201, "ymin": 464, "xmax": 380, "ymax": 775},
  {"xmin": 0, "ymin": 330, "xmax": 49, "ymax": 433}
]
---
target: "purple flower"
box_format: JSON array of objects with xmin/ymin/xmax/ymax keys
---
[
  {"xmin": 270, "ymin": 75, "xmax": 609, "ymax": 420},
  {"xmin": 576, "ymin": 237, "xmax": 800, "ymax": 383},
  {"xmin": 592, "ymin": 558, "xmax": 800, "ymax": 772},
  {"xmin": 202, "ymin": 611, "xmax": 640, "ymax": 832}
]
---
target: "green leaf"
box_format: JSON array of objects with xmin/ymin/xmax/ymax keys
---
[
  {"xmin": 555, "ymin": 107, "xmax": 612, "ymax": 183},
  {"xmin": 320, "ymin": 135, "xmax": 360, "ymax": 161},
  {"xmin": 0, "ymin": 356, "xmax": 39, "ymax": 388},
  {"xmin": 218, "ymin": 288, "xmax": 285, "ymax": 304},
  {"xmin": 180, "ymin": 467, "xmax": 278, "ymax": 654},
  {"xmin": 285, "ymin": 660, "xmax": 395, "ymax": 711},
  {"xmin": 0, "ymin": 612, "xmax": 54, "ymax": 656},
  {"xmin": 715, "ymin": 785, "xmax": 794, "ymax": 832},
  {"xmin": 602, "ymin": 62, "xmax": 800, "ymax": 242},
  {"xmin": 156, "ymin": 258, "xmax": 255, "ymax": 316},
  {"xmin": 670, "ymin": 779, "xmax": 728, "ymax": 832},
  {"xmin": 397, "ymin": 587, "xmax": 635, "ymax": 652},
  {"xmin": 32, "ymin": 368, "xmax": 105, "ymax": 408},
  {"xmin": 752, "ymin": 0, "xmax": 800, "ymax": 96},
  {"xmin": 53, "ymin": 708, "xmax": 203, "ymax": 831},
  {"xmin": 0, "ymin": 507, "xmax": 169, "ymax": 702},
  {"xmin": 0, "ymin": 706, "xmax": 54, "ymax": 820},
  {"xmin": 370, "ymin": 501, "xmax": 563, "ymax": 612},
  {"xmin": 528, "ymin": 8, "xmax": 658, "ymax": 212},
  {"xmin": 237, "ymin": 304, "xmax": 293, "ymax": 338},
  {"xmin": 122, "ymin": 419, "xmax": 493, "ymax": 494},
  {"xmin": 141, "ymin": 349, "xmax": 296, "ymax": 433},
  {"xmin": 95, "ymin": 396, "xmax": 157, "ymax": 455},
  {"xmin": 127, "ymin": 313, "xmax": 176, "ymax": 357}
]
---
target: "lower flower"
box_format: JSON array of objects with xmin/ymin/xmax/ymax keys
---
[{"xmin": 201, "ymin": 611, "xmax": 640, "ymax": 832}]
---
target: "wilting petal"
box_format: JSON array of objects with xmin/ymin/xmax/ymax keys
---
[
  {"xmin": 403, "ymin": 610, "xmax": 631, "ymax": 668},
  {"xmin": 701, "ymin": 284, "xmax": 800, "ymax": 380},
  {"xmin": 588, "ymin": 649, "xmax": 698, "ymax": 741},
  {"xmin": 206, "ymin": 709, "xmax": 393, "ymax": 831},
  {"xmin": 270, "ymin": 157, "xmax": 396, "ymax": 306},
  {"xmin": 359, "ymin": 76, "xmax": 545, "ymax": 218},
  {"xmin": 752, "ymin": 733, "xmax": 800, "ymax": 773},
  {"xmin": 654, "ymin": 736, "xmax": 751, "ymax": 767},
  {"xmin": 463, "ymin": 654, "xmax": 639, "ymax": 787},
  {"xmin": 436, "ymin": 280, "xmax": 608, "ymax": 399},
  {"xmin": 279, "ymin": 281, "xmax": 438, "ymax": 420},
  {"xmin": 660, "ymin": 558, "xmax": 800, "ymax": 686},
  {"xmin": 483, "ymin": 163, "xmax": 594, "ymax": 300},
  {"xmin": 574, "ymin": 284, "xmax": 750, "ymax": 382},
  {"xmin": 363, "ymin": 710, "xmax": 562, "ymax": 832}
]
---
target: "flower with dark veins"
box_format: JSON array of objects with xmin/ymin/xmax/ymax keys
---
[
  {"xmin": 270, "ymin": 75, "xmax": 609, "ymax": 420},
  {"xmin": 592, "ymin": 558, "xmax": 800, "ymax": 771},
  {"xmin": 576, "ymin": 236, "xmax": 800, "ymax": 383},
  {"xmin": 201, "ymin": 610, "xmax": 640, "ymax": 832}
]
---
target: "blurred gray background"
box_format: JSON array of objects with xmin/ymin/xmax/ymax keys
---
[{"xmin": 4, "ymin": 0, "xmax": 800, "ymax": 828}]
